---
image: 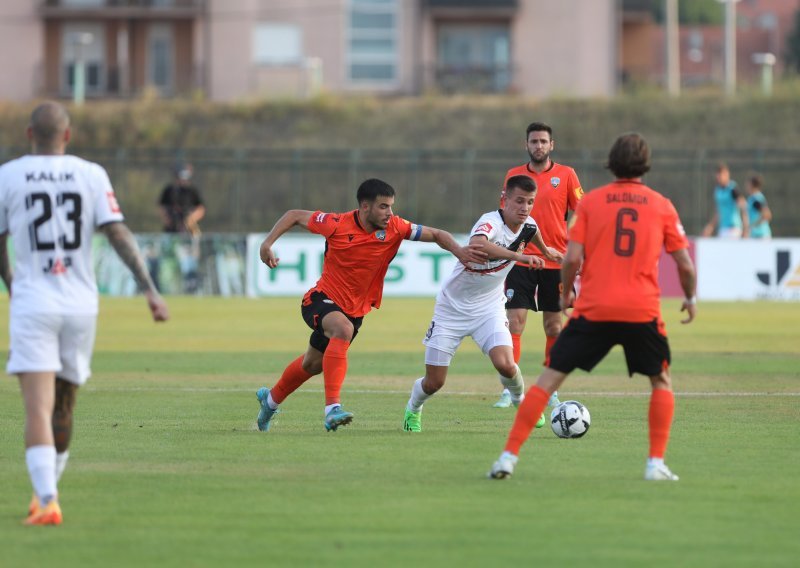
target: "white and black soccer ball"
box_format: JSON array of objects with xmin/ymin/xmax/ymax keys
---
[{"xmin": 550, "ymin": 400, "xmax": 591, "ymax": 439}]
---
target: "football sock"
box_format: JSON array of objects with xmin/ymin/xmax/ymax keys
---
[
  {"xmin": 648, "ymin": 388, "xmax": 675, "ymax": 459},
  {"xmin": 55, "ymin": 451, "xmax": 70, "ymax": 483},
  {"xmin": 504, "ymin": 385, "xmax": 549, "ymax": 455},
  {"xmin": 499, "ymin": 365, "xmax": 524, "ymax": 404},
  {"xmin": 511, "ymin": 333, "xmax": 522, "ymax": 364},
  {"xmin": 271, "ymin": 355, "xmax": 314, "ymax": 405},
  {"xmin": 543, "ymin": 335, "xmax": 557, "ymax": 367},
  {"xmin": 407, "ymin": 378, "xmax": 430, "ymax": 412},
  {"xmin": 26, "ymin": 445, "xmax": 57, "ymax": 506},
  {"xmin": 323, "ymin": 337, "xmax": 350, "ymax": 406}
]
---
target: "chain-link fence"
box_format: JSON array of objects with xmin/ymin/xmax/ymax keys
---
[{"xmin": 0, "ymin": 146, "xmax": 796, "ymax": 236}]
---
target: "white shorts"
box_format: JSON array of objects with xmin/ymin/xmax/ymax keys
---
[
  {"xmin": 422, "ymin": 309, "xmax": 512, "ymax": 366},
  {"xmin": 718, "ymin": 227, "xmax": 743, "ymax": 238},
  {"xmin": 7, "ymin": 313, "xmax": 97, "ymax": 385}
]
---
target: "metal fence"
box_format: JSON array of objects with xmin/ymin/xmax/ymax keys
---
[{"xmin": 0, "ymin": 146, "xmax": 796, "ymax": 236}]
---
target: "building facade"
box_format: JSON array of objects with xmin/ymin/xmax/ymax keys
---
[{"xmin": 0, "ymin": 0, "xmax": 618, "ymax": 101}]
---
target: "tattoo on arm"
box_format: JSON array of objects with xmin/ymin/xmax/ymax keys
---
[{"xmin": 101, "ymin": 222, "xmax": 157, "ymax": 293}]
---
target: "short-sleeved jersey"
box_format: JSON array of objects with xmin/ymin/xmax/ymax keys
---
[
  {"xmin": 304, "ymin": 210, "xmax": 415, "ymax": 317},
  {"xmin": 746, "ymin": 192, "xmax": 772, "ymax": 238},
  {"xmin": 435, "ymin": 210, "xmax": 538, "ymax": 318},
  {"xmin": 504, "ymin": 162, "xmax": 582, "ymax": 269},
  {"xmin": 0, "ymin": 154, "xmax": 124, "ymax": 316},
  {"xmin": 714, "ymin": 181, "xmax": 742, "ymax": 231},
  {"xmin": 568, "ymin": 180, "xmax": 688, "ymax": 323}
]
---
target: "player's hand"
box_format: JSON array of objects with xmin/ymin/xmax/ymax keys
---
[
  {"xmin": 457, "ymin": 243, "xmax": 488, "ymax": 266},
  {"xmin": 145, "ymin": 290, "xmax": 170, "ymax": 322},
  {"xmin": 260, "ymin": 243, "xmax": 279, "ymax": 269},
  {"xmin": 559, "ymin": 291, "xmax": 575, "ymax": 317},
  {"xmin": 521, "ymin": 254, "xmax": 544, "ymax": 269},
  {"xmin": 680, "ymin": 298, "xmax": 696, "ymax": 324},
  {"xmin": 545, "ymin": 247, "xmax": 564, "ymax": 264}
]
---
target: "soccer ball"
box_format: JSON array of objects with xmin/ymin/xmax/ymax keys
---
[{"xmin": 550, "ymin": 400, "xmax": 591, "ymax": 439}]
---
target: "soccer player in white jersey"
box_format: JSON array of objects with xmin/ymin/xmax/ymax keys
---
[
  {"xmin": 402, "ymin": 175, "xmax": 562, "ymax": 432},
  {"xmin": 0, "ymin": 102, "xmax": 169, "ymax": 526}
]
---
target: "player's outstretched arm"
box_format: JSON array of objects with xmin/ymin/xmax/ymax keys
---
[
  {"xmin": 0, "ymin": 232, "xmax": 11, "ymax": 296},
  {"xmin": 671, "ymin": 247, "xmax": 697, "ymax": 324},
  {"xmin": 470, "ymin": 235, "xmax": 543, "ymax": 268},
  {"xmin": 101, "ymin": 222, "xmax": 169, "ymax": 322},
  {"xmin": 736, "ymin": 196, "xmax": 750, "ymax": 238},
  {"xmin": 530, "ymin": 230, "xmax": 564, "ymax": 263},
  {"xmin": 701, "ymin": 211, "xmax": 718, "ymax": 237},
  {"xmin": 559, "ymin": 241, "xmax": 583, "ymax": 316},
  {"xmin": 260, "ymin": 209, "xmax": 314, "ymax": 269},
  {"xmin": 419, "ymin": 227, "xmax": 487, "ymax": 266}
]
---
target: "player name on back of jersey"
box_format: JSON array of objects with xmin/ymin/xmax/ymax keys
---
[
  {"xmin": 606, "ymin": 191, "xmax": 648, "ymax": 205},
  {"xmin": 25, "ymin": 171, "xmax": 75, "ymax": 183}
]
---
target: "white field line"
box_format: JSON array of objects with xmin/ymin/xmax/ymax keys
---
[{"xmin": 82, "ymin": 387, "xmax": 800, "ymax": 397}]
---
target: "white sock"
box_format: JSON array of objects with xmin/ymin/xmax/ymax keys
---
[
  {"xmin": 499, "ymin": 365, "xmax": 525, "ymax": 403},
  {"xmin": 266, "ymin": 392, "xmax": 279, "ymax": 410},
  {"xmin": 407, "ymin": 378, "xmax": 430, "ymax": 412},
  {"xmin": 26, "ymin": 445, "xmax": 57, "ymax": 505},
  {"xmin": 501, "ymin": 388, "xmax": 510, "ymax": 396},
  {"xmin": 324, "ymin": 403, "xmax": 340, "ymax": 416},
  {"xmin": 647, "ymin": 457, "xmax": 665, "ymax": 468},
  {"xmin": 55, "ymin": 451, "xmax": 70, "ymax": 483},
  {"xmin": 500, "ymin": 451, "xmax": 519, "ymax": 464}
]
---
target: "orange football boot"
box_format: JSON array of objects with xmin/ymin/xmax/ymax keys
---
[{"xmin": 23, "ymin": 500, "xmax": 62, "ymax": 526}]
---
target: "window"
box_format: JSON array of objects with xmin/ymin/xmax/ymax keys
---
[
  {"xmin": 147, "ymin": 24, "xmax": 174, "ymax": 93},
  {"xmin": 347, "ymin": 0, "xmax": 398, "ymax": 85},
  {"xmin": 253, "ymin": 23, "xmax": 303, "ymax": 65},
  {"xmin": 61, "ymin": 23, "xmax": 105, "ymax": 96},
  {"xmin": 436, "ymin": 24, "xmax": 510, "ymax": 93}
]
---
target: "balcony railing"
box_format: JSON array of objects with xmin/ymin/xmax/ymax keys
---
[
  {"xmin": 41, "ymin": 0, "xmax": 204, "ymax": 17},
  {"xmin": 424, "ymin": 64, "xmax": 515, "ymax": 94}
]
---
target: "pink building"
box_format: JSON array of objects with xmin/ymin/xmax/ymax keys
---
[{"xmin": 0, "ymin": 0, "xmax": 618, "ymax": 101}]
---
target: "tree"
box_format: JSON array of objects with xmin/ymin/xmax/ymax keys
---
[{"xmin": 786, "ymin": 9, "xmax": 800, "ymax": 74}]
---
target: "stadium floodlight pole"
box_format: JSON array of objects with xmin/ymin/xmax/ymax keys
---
[
  {"xmin": 72, "ymin": 32, "xmax": 94, "ymax": 106},
  {"xmin": 665, "ymin": 0, "xmax": 680, "ymax": 97},
  {"xmin": 718, "ymin": 0, "xmax": 741, "ymax": 98}
]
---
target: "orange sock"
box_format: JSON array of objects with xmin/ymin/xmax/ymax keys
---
[
  {"xmin": 323, "ymin": 337, "xmax": 350, "ymax": 405},
  {"xmin": 504, "ymin": 385, "xmax": 550, "ymax": 455},
  {"xmin": 511, "ymin": 333, "xmax": 522, "ymax": 364},
  {"xmin": 271, "ymin": 355, "xmax": 315, "ymax": 404},
  {"xmin": 543, "ymin": 335, "xmax": 557, "ymax": 367},
  {"xmin": 648, "ymin": 388, "xmax": 675, "ymax": 459}
]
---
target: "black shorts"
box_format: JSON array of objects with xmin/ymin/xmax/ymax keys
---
[
  {"xmin": 548, "ymin": 316, "xmax": 671, "ymax": 377},
  {"xmin": 504, "ymin": 266, "xmax": 563, "ymax": 312},
  {"xmin": 301, "ymin": 291, "xmax": 363, "ymax": 353}
]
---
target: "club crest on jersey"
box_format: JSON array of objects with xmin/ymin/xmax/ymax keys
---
[
  {"xmin": 43, "ymin": 257, "xmax": 72, "ymax": 275},
  {"xmin": 551, "ymin": 177, "xmax": 561, "ymax": 188},
  {"xmin": 375, "ymin": 230, "xmax": 386, "ymax": 241}
]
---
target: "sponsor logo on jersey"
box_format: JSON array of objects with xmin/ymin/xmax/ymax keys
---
[
  {"xmin": 375, "ymin": 230, "xmax": 386, "ymax": 241},
  {"xmin": 43, "ymin": 257, "xmax": 72, "ymax": 275},
  {"xmin": 348, "ymin": 234, "xmax": 354, "ymax": 242},
  {"xmin": 475, "ymin": 222, "xmax": 493, "ymax": 235},
  {"xmin": 323, "ymin": 299, "xmax": 334, "ymax": 304},
  {"xmin": 106, "ymin": 191, "xmax": 121, "ymax": 213},
  {"xmin": 26, "ymin": 171, "xmax": 74, "ymax": 183},
  {"xmin": 551, "ymin": 177, "xmax": 561, "ymax": 188}
]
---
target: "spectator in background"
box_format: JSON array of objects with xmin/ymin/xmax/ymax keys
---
[
  {"xmin": 745, "ymin": 174, "xmax": 772, "ymax": 239},
  {"xmin": 158, "ymin": 163, "xmax": 205, "ymax": 235},
  {"xmin": 702, "ymin": 162, "xmax": 749, "ymax": 238}
]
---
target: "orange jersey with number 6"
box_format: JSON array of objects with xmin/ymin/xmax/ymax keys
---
[{"xmin": 568, "ymin": 180, "xmax": 689, "ymax": 322}]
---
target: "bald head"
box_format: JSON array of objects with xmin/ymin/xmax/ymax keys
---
[{"xmin": 29, "ymin": 101, "xmax": 70, "ymax": 154}]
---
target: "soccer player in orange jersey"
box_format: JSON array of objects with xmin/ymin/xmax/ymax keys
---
[
  {"xmin": 488, "ymin": 133, "xmax": 697, "ymax": 481},
  {"xmin": 255, "ymin": 178, "xmax": 486, "ymax": 432},
  {"xmin": 493, "ymin": 122, "xmax": 582, "ymax": 417}
]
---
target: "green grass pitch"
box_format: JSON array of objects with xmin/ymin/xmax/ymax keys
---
[{"xmin": 0, "ymin": 296, "xmax": 798, "ymax": 567}]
